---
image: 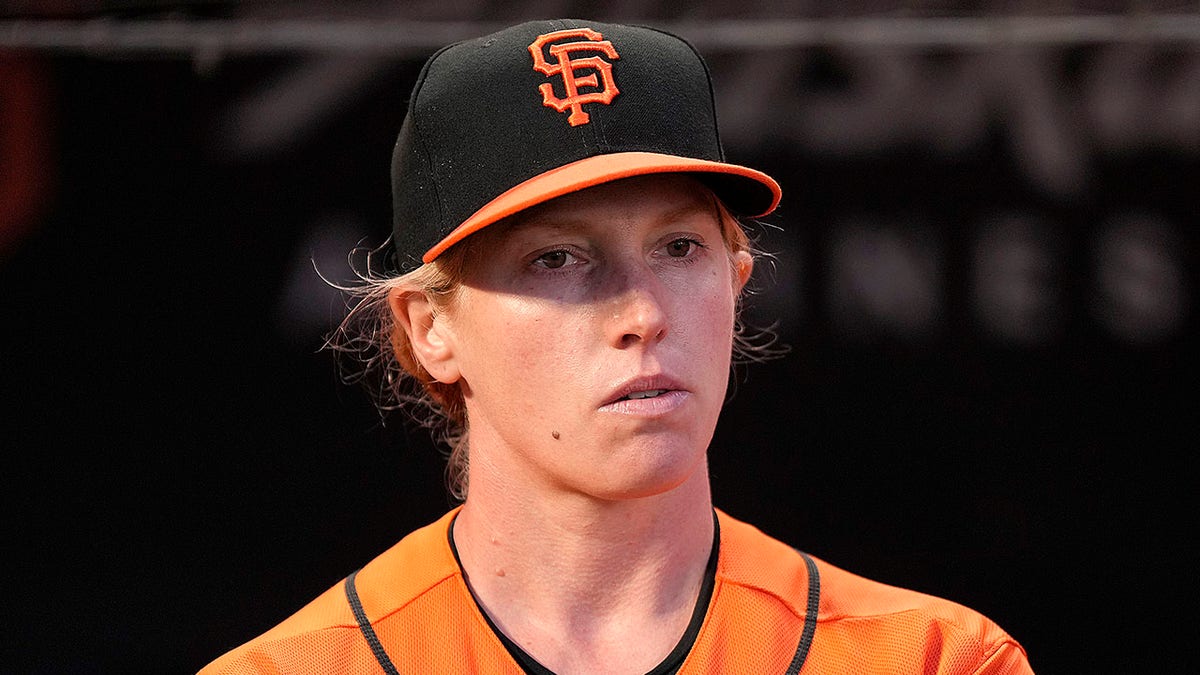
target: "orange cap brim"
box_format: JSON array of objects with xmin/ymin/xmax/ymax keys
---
[{"xmin": 421, "ymin": 151, "xmax": 781, "ymax": 263}]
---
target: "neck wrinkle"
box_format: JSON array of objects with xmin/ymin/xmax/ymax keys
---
[{"xmin": 453, "ymin": 465, "xmax": 715, "ymax": 640}]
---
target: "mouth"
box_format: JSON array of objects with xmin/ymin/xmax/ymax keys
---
[
  {"xmin": 620, "ymin": 389, "xmax": 670, "ymax": 401},
  {"xmin": 601, "ymin": 375, "xmax": 688, "ymax": 411}
]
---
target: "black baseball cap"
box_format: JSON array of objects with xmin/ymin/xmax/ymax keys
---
[{"xmin": 391, "ymin": 19, "xmax": 782, "ymax": 268}]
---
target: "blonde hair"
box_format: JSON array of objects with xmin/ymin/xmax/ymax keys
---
[{"xmin": 324, "ymin": 194, "xmax": 781, "ymax": 501}]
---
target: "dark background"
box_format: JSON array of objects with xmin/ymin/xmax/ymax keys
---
[{"xmin": 2, "ymin": 3, "xmax": 1196, "ymax": 673}]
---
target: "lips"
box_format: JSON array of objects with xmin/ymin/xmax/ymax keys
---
[
  {"xmin": 601, "ymin": 375, "xmax": 687, "ymax": 409},
  {"xmin": 624, "ymin": 389, "xmax": 668, "ymax": 400}
]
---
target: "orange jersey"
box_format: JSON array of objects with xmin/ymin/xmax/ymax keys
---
[{"xmin": 200, "ymin": 508, "xmax": 1032, "ymax": 674}]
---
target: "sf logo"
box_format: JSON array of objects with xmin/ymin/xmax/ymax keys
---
[{"xmin": 528, "ymin": 28, "xmax": 620, "ymax": 127}]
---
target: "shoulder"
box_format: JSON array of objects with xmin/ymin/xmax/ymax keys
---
[
  {"xmin": 197, "ymin": 509, "xmax": 462, "ymax": 675},
  {"xmin": 810, "ymin": 555, "xmax": 1031, "ymax": 673},
  {"xmin": 713, "ymin": 510, "xmax": 1033, "ymax": 674}
]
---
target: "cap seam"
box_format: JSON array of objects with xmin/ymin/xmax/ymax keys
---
[
  {"xmin": 409, "ymin": 43, "xmax": 456, "ymax": 242},
  {"xmin": 641, "ymin": 24, "xmax": 726, "ymax": 163}
]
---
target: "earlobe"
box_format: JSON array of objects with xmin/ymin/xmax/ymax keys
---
[{"xmin": 388, "ymin": 287, "xmax": 461, "ymax": 384}]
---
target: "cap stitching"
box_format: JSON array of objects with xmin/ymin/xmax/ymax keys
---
[
  {"xmin": 409, "ymin": 43, "xmax": 457, "ymax": 239},
  {"xmin": 642, "ymin": 25, "xmax": 726, "ymax": 163}
]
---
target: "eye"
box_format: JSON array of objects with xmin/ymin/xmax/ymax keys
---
[
  {"xmin": 664, "ymin": 238, "xmax": 701, "ymax": 258},
  {"xmin": 533, "ymin": 249, "xmax": 576, "ymax": 269}
]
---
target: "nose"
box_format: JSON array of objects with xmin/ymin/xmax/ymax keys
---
[{"xmin": 606, "ymin": 265, "xmax": 669, "ymax": 349}]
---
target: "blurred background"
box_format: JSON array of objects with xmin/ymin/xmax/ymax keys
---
[{"xmin": 2, "ymin": 1, "xmax": 1196, "ymax": 673}]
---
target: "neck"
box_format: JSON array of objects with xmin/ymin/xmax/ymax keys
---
[{"xmin": 452, "ymin": 457, "xmax": 715, "ymax": 673}]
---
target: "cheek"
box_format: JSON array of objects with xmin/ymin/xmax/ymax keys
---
[
  {"xmin": 453, "ymin": 295, "xmax": 585, "ymax": 396},
  {"xmin": 674, "ymin": 265, "xmax": 738, "ymax": 339}
]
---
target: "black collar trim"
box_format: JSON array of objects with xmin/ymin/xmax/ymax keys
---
[
  {"xmin": 343, "ymin": 514, "xmax": 821, "ymax": 675},
  {"xmin": 784, "ymin": 550, "xmax": 820, "ymax": 674},
  {"xmin": 447, "ymin": 512, "xmax": 719, "ymax": 675}
]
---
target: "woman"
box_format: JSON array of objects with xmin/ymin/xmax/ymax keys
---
[{"xmin": 201, "ymin": 19, "xmax": 1033, "ymax": 674}]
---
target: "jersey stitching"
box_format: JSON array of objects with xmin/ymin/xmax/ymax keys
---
[
  {"xmin": 784, "ymin": 551, "xmax": 820, "ymax": 674},
  {"xmin": 345, "ymin": 569, "xmax": 401, "ymax": 675},
  {"xmin": 367, "ymin": 567, "xmax": 460, "ymax": 624},
  {"xmin": 705, "ymin": 549, "xmax": 820, "ymax": 674},
  {"xmin": 711, "ymin": 568, "xmax": 813, "ymax": 621},
  {"xmin": 819, "ymin": 609, "xmax": 1002, "ymax": 667},
  {"xmin": 817, "ymin": 606, "xmax": 978, "ymax": 631},
  {"xmin": 346, "ymin": 567, "xmax": 500, "ymax": 672},
  {"xmin": 973, "ymin": 639, "xmax": 1028, "ymax": 674}
]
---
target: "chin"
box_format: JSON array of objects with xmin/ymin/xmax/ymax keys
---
[{"xmin": 587, "ymin": 439, "xmax": 708, "ymax": 501}]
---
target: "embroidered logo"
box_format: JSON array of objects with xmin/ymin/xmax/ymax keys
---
[{"xmin": 528, "ymin": 28, "xmax": 620, "ymax": 127}]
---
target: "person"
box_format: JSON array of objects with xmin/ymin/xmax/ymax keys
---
[{"xmin": 200, "ymin": 19, "xmax": 1034, "ymax": 674}]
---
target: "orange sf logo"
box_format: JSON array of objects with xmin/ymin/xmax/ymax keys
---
[{"xmin": 528, "ymin": 28, "xmax": 620, "ymax": 127}]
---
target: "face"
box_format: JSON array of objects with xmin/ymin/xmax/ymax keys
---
[{"xmin": 427, "ymin": 174, "xmax": 751, "ymax": 501}]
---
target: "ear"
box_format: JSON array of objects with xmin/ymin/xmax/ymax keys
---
[
  {"xmin": 388, "ymin": 287, "xmax": 461, "ymax": 384},
  {"xmin": 732, "ymin": 250, "xmax": 753, "ymax": 293}
]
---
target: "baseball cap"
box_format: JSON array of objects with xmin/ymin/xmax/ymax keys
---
[{"xmin": 391, "ymin": 19, "xmax": 782, "ymax": 269}]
